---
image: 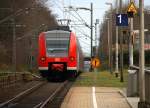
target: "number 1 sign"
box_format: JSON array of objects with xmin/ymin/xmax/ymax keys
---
[{"xmin": 116, "ymin": 14, "xmax": 128, "ymax": 26}]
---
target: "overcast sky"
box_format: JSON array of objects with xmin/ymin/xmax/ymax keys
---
[{"xmin": 46, "ymin": 0, "xmax": 150, "ymax": 56}]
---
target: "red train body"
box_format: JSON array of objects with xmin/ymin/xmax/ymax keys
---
[{"xmin": 38, "ymin": 27, "xmax": 83, "ymax": 80}]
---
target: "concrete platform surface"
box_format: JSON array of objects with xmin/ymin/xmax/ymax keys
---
[
  {"xmin": 61, "ymin": 87, "xmax": 131, "ymax": 108},
  {"xmin": 126, "ymin": 97, "xmax": 139, "ymax": 108},
  {"xmin": 119, "ymin": 88, "xmax": 139, "ymax": 108}
]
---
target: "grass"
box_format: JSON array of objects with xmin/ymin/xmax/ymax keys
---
[{"xmin": 74, "ymin": 69, "xmax": 128, "ymax": 88}]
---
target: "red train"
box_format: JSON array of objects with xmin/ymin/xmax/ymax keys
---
[{"xmin": 38, "ymin": 26, "xmax": 84, "ymax": 80}]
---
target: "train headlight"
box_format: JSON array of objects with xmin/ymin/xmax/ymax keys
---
[
  {"xmin": 70, "ymin": 56, "xmax": 75, "ymax": 61},
  {"xmin": 41, "ymin": 57, "xmax": 46, "ymax": 61}
]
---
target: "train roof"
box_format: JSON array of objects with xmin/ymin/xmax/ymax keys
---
[
  {"xmin": 44, "ymin": 29, "xmax": 71, "ymax": 38},
  {"xmin": 45, "ymin": 30, "xmax": 70, "ymax": 35},
  {"xmin": 48, "ymin": 26, "xmax": 71, "ymax": 32}
]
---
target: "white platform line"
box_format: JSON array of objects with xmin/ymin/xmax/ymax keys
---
[{"xmin": 92, "ymin": 87, "xmax": 98, "ymax": 108}]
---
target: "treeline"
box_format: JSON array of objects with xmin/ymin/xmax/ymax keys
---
[{"xmin": 0, "ymin": 0, "xmax": 58, "ymax": 71}]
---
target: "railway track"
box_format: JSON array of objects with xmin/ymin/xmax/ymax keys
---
[{"xmin": 0, "ymin": 80, "xmax": 70, "ymax": 108}]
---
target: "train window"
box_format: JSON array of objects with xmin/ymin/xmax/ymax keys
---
[{"xmin": 45, "ymin": 30, "xmax": 70, "ymax": 57}]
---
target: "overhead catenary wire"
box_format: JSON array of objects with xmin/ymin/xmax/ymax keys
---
[
  {"xmin": 66, "ymin": 9, "xmax": 85, "ymax": 24},
  {"xmin": 72, "ymin": 27, "xmax": 91, "ymax": 39},
  {"xmin": 52, "ymin": 1, "xmax": 92, "ymax": 39},
  {"xmin": 73, "ymin": 27, "xmax": 96, "ymax": 41},
  {"xmin": 81, "ymin": 45, "xmax": 90, "ymax": 50},
  {"xmin": 51, "ymin": 1, "xmax": 92, "ymax": 56},
  {"xmin": 64, "ymin": 7, "xmax": 92, "ymax": 29},
  {"xmin": 52, "ymin": 1, "xmax": 86, "ymax": 26},
  {"xmin": 79, "ymin": 39, "xmax": 90, "ymax": 46},
  {"xmin": 46, "ymin": 1, "xmax": 89, "ymax": 37},
  {"xmin": 74, "ymin": 10, "xmax": 91, "ymax": 29},
  {"xmin": 70, "ymin": 19, "xmax": 90, "ymax": 36},
  {"xmin": 65, "ymin": 6, "xmax": 90, "ymax": 28},
  {"xmin": 52, "ymin": 0, "xmax": 64, "ymax": 12}
]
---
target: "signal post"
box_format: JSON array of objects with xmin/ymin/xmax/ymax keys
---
[{"xmin": 127, "ymin": 1, "xmax": 137, "ymax": 66}]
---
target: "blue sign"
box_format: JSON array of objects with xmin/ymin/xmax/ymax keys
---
[{"xmin": 116, "ymin": 14, "xmax": 128, "ymax": 26}]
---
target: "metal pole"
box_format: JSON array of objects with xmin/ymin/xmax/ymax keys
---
[
  {"xmin": 119, "ymin": 0, "xmax": 124, "ymax": 82},
  {"xmin": 129, "ymin": 0, "xmax": 134, "ymax": 66},
  {"xmin": 30, "ymin": 38, "xmax": 33, "ymax": 71},
  {"xmin": 90, "ymin": 3, "xmax": 93, "ymax": 71},
  {"xmin": 106, "ymin": 3, "xmax": 113, "ymax": 74},
  {"xmin": 95, "ymin": 22, "xmax": 97, "ymax": 56},
  {"xmin": 12, "ymin": 0, "xmax": 16, "ymax": 72},
  {"xmin": 110, "ymin": 4, "xmax": 113, "ymax": 74},
  {"xmin": 107, "ymin": 19, "xmax": 110, "ymax": 71},
  {"xmin": 115, "ymin": 0, "xmax": 119, "ymax": 77},
  {"xmin": 120, "ymin": 31, "xmax": 124, "ymax": 82},
  {"xmin": 12, "ymin": 18, "xmax": 16, "ymax": 72},
  {"xmin": 95, "ymin": 23, "xmax": 97, "ymax": 56},
  {"xmin": 139, "ymin": 0, "xmax": 145, "ymax": 106}
]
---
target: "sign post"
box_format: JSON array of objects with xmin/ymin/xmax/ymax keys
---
[
  {"xmin": 91, "ymin": 58, "xmax": 100, "ymax": 86},
  {"xmin": 127, "ymin": 1, "xmax": 137, "ymax": 67},
  {"xmin": 116, "ymin": 13, "xmax": 128, "ymax": 82}
]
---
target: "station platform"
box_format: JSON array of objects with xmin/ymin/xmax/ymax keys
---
[{"xmin": 61, "ymin": 87, "xmax": 131, "ymax": 108}]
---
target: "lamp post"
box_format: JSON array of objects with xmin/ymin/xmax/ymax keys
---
[
  {"xmin": 129, "ymin": 0, "xmax": 134, "ymax": 67},
  {"xmin": 139, "ymin": 0, "xmax": 145, "ymax": 107},
  {"xmin": 115, "ymin": 0, "xmax": 119, "ymax": 77},
  {"xmin": 95, "ymin": 19, "xmax": 99, "ymax": 56},
  {"xmin": 105, "ymin": 2, "xmax": 113, "ymax": 74},
  {"xmin": 107, "ymin": 18, "xmax": 110, "ymax": 71}
]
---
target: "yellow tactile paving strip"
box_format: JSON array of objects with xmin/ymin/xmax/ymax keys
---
[{"xmin": 61, "ymin": 87, "xmax": 130, "ymax": 108}]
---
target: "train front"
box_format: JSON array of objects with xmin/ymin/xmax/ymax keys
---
[{"xmin": 38, "ymin": 29, "xmax": 75, "ymax": 81}]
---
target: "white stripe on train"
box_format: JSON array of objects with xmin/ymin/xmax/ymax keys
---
[
  {"xmin": 67, "ymin": 67, "xmax": 77, "ymax": 70},
  {"xmin": 38, "ymin": 67, "xmax": 77, "ymax": 70},
  {"xmin": 38, "ymin": 67, "xmax": 48, "ymax": 70}
]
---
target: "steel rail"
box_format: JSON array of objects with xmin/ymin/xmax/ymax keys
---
[
  {"xmin": 0, "ymin": 72, "xmax": 41, "ymax": 79},
  {"xmin": 0, "ymin": 81, "xmax": 45, "ymax": 108},
  {"xmin": 39, "ymin": 81, "xmax": 68, "ymax": 108}
]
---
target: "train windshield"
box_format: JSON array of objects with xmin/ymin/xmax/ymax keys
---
[{"xmin": 45, "ymin": 30, "xmax": 70, "ymax": 57}]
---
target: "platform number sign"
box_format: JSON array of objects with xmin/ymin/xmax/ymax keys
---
[{"xmin": 116, "ymin": 14, "xmax": 128, "ymax": 26}]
